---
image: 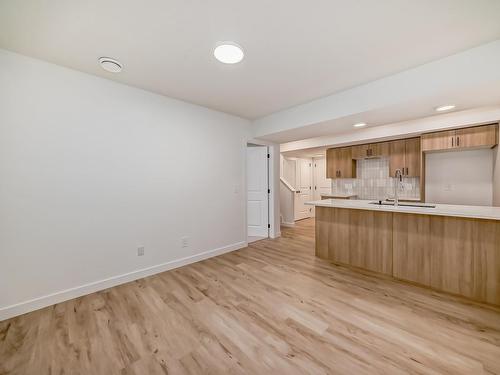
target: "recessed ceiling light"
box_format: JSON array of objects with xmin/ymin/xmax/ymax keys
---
[
  {"xmin": 98, "ymin": 57, "xmax": 122, "ymax": 73},
  {"xmin": 353, "ymin": 122, "xmax": 367, "ymax": 128},
  {"xmin": 214, "ymin": 42, "xmax": 244, "ymax": 64},
  {"xmin": 435, "ymin": 104, "xmax": 456, "ymax": 112}
]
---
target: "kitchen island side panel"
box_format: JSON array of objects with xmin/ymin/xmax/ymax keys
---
[{"xmin": 315, "ymin": 206, "xmax": 500, "ymax": 305}]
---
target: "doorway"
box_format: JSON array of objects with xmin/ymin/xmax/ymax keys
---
[{"xmin": 247, "ymin": 144, "xmax": 269, "ymax": 243}]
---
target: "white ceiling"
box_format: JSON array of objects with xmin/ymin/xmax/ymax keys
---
[{"xmin": 1, "ymin": 0, "xmax": 500, "ymax": 119}]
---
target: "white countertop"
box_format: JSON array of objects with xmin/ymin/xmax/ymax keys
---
[
  {"xmin": 306, "ymin": 199, "xmax": 500, "ymax": 221},
  {"xmin": 320, "ymin": 193, "xmax": 357, "ymax": 198}
]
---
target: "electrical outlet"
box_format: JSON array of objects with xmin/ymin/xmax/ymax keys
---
[
  {"xmin": 181, "ymin": 237, "xmax": 189, "ymax": 248},
  {"xmin": 137, "ymin": 246, "xmax": 145, "ymax": 256}
]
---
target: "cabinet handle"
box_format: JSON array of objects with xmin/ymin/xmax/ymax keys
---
[
  {"xmin": 452, "ymin": 137, "xmax": 454, "ymax": 147},
  {"xmin": 457, "ymin": 136, "xmax": 460, "ymax": 146},
  {"xmin": 406, "ymin": 167, "xmax": 408, "ymax": 175}
]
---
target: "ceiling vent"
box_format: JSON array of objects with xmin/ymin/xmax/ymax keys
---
[{"xmin": 98, "ymin": 57, "xmax": 122, "ymax": 73}]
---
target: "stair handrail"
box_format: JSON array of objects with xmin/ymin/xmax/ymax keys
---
[{"xmin": 280, "ymin": 177, "xmax": 296, "ymax": 192}]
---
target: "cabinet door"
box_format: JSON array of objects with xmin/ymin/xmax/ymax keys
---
[
  {"xmin": 371, "ymin": 142, "xmax": 390, "ymax": 158},
  {"xmin": 351, "ymin": 144, "xmax": 369, "ymax": 159},
  {"xmin": 421, "ymin": 130, "xmax": 455, "ymax": 151},
  {"xmin": 455, "ymin": 124, "xmax": 498, "ymax": 149},
  {"xmin": 338, "ymin": 147, "xmax": 355, "ymax": 178},
  {"xmin": 326, "ymin": 148, "xmax": 340, "ymax": 178},
  {"xmin": 389, "ymin": 140, "xmax": 405, "ymax": 178},
  {"xmin": 404, "ymin": 138, "xmax": 420, "ymax": 177}
]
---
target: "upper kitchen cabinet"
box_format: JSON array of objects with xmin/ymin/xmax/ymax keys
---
[
  {"xmin": 326, "ymin": 147, "xmax": 356, "ymax": 179},
  {"xmin": 405, "ymin": 138, "xmax": 421, "ymax": 177},
  {"xmin": 455, "ymin": 124, "xmax": 498, "ymax": 149},
  {"xmin": 420, "ymin": 130, "xmax": 455, "ymax": 151},
  {"xmin": 352, "ymin": 142, "xmax": 389, "ymax": 159},
  {"xmin": 421, "ymin": 124, "xmax": 498, "ymax": 152},
  {"xmin": 326, "ymin": 148, "xmax": 339, "ymax": 178},
  {"xmin": 389, "ymin": 138, "xmax": 420, "ymax": 177}
]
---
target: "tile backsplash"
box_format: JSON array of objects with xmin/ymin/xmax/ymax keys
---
[{"xmin": 331, "ymin": 157, "xmax": 420, "ymax": 200}]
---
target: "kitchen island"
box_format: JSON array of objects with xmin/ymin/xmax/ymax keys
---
[{"xmin": 307, "ymin": 199, "xmax": 500, "ymax": 305}]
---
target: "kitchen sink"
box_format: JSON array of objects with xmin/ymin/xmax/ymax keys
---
[{"xmin": 370, "ymin": 201, "xmax": 436, "ymax": 208}]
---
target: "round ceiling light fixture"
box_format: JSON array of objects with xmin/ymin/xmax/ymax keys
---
[
  {"xmin": 98, "ymin": 57, "xmax": 122, "ymax": 73},
  {"xmin": 435, "ymin": 104, "xmax": 456, "ymax": 112},
  {"xmin": 353, "ymin": 122, "xmax": 367, "ymax": 128},
  {"xmin": 213, "ymin": 42, "xmax": 244, "ymax": 64}
]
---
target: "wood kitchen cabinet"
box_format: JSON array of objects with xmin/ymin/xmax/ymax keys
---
[
  {"xmin": 421, "ymin": 124, "xmax": 498, "ymax": 152},
  {"xmin": 326, "ymin": 147, "xmax": 356, "ymax": 179},
  {"xmin": 352, "ymin": 142, "xmax": 389, "ymax": 159},
  {"xmin": 351, "ymin": 144, "xmax": 369, "ymax": 159},
  {"xmin": 326, "ymin": 148, "xmax": 338, "ymax": 178},
  {"xmin": 389, "ymin": 138, "xmax": 420, "ymax": 177},
  {"xmin": 455, "ymin": 124, "xmax": 498, "ymax": 149},
  {"xmin": 420, "ymin": 130, "xmax": 455, "ymax": 151}
]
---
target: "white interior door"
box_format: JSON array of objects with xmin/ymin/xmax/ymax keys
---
[
  {"xmin": 294, "ymin": 158, "xmax": 312, "ymax": 221},
  {"xmin": 313, "ymin": 157, "xmax": 331, "ymax": 200},
  {"xmin": 247, "ymin": 146, "xmax": 269, "ymax": 237},
  {"xmin": 311, "ymin": 156, "xmax": 331, "ymax": 217}
]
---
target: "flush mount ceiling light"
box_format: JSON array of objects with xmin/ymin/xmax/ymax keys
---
[
  {"xmin": 353, "ymin": 122, "xmax": 367, "ymax": 128},
  {"xmin": 435, "ymin": 104, "xmax": 456, "ymax": 112},
  {"xmin": 98, "ymin": 57, "xmax": 122, "ymax": 73},
  {"xmin": 213, "ymin": 42, "xmax": 244, "ymax": 64}
]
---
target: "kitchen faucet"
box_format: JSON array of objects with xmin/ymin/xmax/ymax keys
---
[{"xmin": 394, "ymin": 169, "xmax": 403, "ymax": 207}]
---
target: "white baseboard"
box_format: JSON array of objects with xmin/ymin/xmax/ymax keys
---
[
  {"xmin": 0, "ymin": 241, "xmax": 247, "ymax": 322},
  {"xmin": 281, "ymin": 221, "xmax": 295, "ymax": 227}
]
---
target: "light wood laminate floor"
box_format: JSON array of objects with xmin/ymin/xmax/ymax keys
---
[{"xmin": 1, "ymin": 218, "xmax": 500, "ymax": 374}]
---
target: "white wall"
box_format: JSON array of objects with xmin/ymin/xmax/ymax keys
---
[
  {"xmin": 0, "ymin": 49, "xmax": 250, "ymax": 320},
  {"xmin": 425, "ymin": 149, "xmax": 494, "ymax": 206},
  {"xmin": 279, "ymin": 181, "xmax": 295, "ymax": 225},
  {"xmin": 280, "ymin": 155, "xmax": 296, "ymax": 188}
]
